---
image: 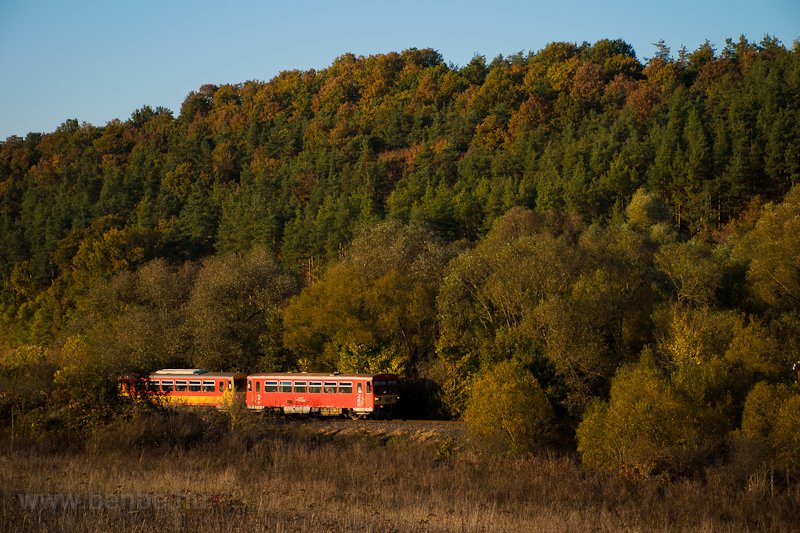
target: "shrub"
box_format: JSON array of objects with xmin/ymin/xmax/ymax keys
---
[
  {"xmin": 576, "ymin": 357, "xmax": 701, "ymax": 475},
  {"xmin": 0, "ymin": 344, "xmax": 54, "ymax": 423},
  {"xmin": 463, "ymin": 361, "xmax": 553, "ymax": 455},
  {"xmin": 741, "ymin": 382, "xmax": 800, "ymax": 472}
]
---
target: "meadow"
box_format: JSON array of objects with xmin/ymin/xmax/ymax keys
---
[{"xmin": 2, "ymin": 409, "xmax": 797, "ymax": 532}]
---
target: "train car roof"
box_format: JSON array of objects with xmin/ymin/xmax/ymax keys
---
[
  {"xmin": 149, "ymin": 369, "xmax": 244, "ymax": 379},
  {"xmin": 247, "ymin": 372, "xmax": 397, "ymax": 379}
]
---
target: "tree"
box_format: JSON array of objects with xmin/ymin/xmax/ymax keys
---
[
  {"xmin": 435, "ymin": 208, "xmax": 581, "ymax": 414},
  {"xmin": 741, "ymin": 382, "xmax": 800, "ymax": 472},
  {"xmin": 733, "ymin": 186, "xmax": 800, "ymax": 310},
  {"xmin": 536, "ymin": 222, "xmax": 657, "ymax": 411},
  {"xmin": 463, "ymin": 360, "xmax": 554, "ymax": 455},
  {"xmin": 0, "ymin": 344, "xmax": 54, "ymax": 422},
  {"xmin": 655, "ymin": 240, "xmax": 724, "ymax": 306},
  {"xmin": 625, "ymin": 188, "xmax": 671, "ymax": 230},
  {"xmin": 282, "ymin": 221, "xmax": 450, "ymax": 373},
  {"xmin": 187, "ymin": 248, "xmax": 297, "ymax": 371},
  {"xmin": 70, "ymin": 225, "xmax": 159, "ymax": 293},
  {"xmin": 576, "ymin": 355, "xmax": 701, "ymax": 475},
  {"xmin": 60, "ymin": 259, "xmax": 199, "ymax": 382}
]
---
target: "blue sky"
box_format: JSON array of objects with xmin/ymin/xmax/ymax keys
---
[{"xmin": 1, "ymin": 0, "xmax": 798, "ymax": 140}]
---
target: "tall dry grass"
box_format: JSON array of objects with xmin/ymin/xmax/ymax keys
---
[{"xmin": 1, "ymin": 410, "xmax": 798, "ymax": 532}]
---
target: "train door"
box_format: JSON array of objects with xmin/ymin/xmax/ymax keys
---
[
  {"xmin": 356, "ymin": 382, "xmax": 365, "ymax": 409},
  {"xmin": 254, "ymin": 380, "xmax": 262, "ymax": 408},
  {"xmin": 247, "ymin": 378, "xmax": 263, "ymax": 409}
]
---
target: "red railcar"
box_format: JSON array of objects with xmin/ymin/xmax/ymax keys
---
[
  {"xmin": 120, "ymin": 369, "xmax": 247, "ymax": 408},
  {"xmin": 245, "ymin": 372, "xmax": 400, "ymax": 418}
]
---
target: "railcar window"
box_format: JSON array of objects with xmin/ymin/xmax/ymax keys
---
[
  {"xmin": 147, "ymin": 381, "xmax": 160, "ymax": 392},
  {"xmin": 309, "ymin": 382, "xmax": 322, "ymax": 393},
  {"xmin": 374, "ymin": 380, "xmax": 396, "ymax": 393},
  {"xmin": 189, "ymin": 380, "xmax": 201, "ymax": 392},
  {"xmin": 366, "ymin": 382, "xmax": 371, "ymax": 394},
  {"xmin": 162, "ymin": 380, "xmax": 174, "ymax": 392},
  {"xmin": 265, "ymin": 381, "xmax": 278, "ymax": 392},
  {"xmin": 247, "ymin": 380, "xmax": 252, "ymax": 392},
  {"xmin": 357, "ymin": 383, "xmax": 363, "ymax": 394},
  {"xmin": 176, "ymin": 380, "xmax": 187, "ymax": 392},
  {"xmin": 294, "ymin": 381, "xmax": 307, "ymax": 393},
  {"xmin": 323, "ymin": 381, "xmax": 337, "ymax": 393},
  {"xmin": 202, "ymin": 380, "xmax": 215, "ymax": 392},
  {"xmin": 256, "ymin": 381, "xmax": 261, "ymax": 392},
  {"xmin": 219, "ymin": 381, "xmax": 224, "ymax": 392},
  {"xmin": 280, "ymin": 381, "xmax": 292, "ymax": 392},
  {"xmin": 338, "ymin": 382, "xmax": 353, "ymax": 394}
]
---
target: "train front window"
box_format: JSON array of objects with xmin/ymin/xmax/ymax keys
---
[{"xmin": 374, "ymin": 380, "xmax": 396, "ymax": 394}]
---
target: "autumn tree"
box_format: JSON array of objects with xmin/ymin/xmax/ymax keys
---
[
  {"xmin": 435, "ymin": 207, "xmax": 581, "ymax": 414},
  {"xmin": 733, "ymin": 186, "xmax": 800, "ymax": 311},
  {"xmin": 186, "ymin": 248, "xmax": 298, "ymax": 372},
  {"xmin": 282, "ymin": 221, "xmax": 450, "ymax": 374},
  {"xmin": 576, "ymin": 354, "xmax": 701, "ymax": 475},
  {"xmin": 463, "ymin": 360, "xmax": 554, "ymax": 455},
  {"xmin": 740, "ymin": 382, "xmax": 800, "ymax": 472}
]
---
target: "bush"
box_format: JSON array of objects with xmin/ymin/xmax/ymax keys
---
[
  {"xmin": 741, "ymin": 382, "xmax": 800, "ymax": 472},
  {"xmin": 0, "ymin": 344, "xmax": 54, "ymax": 423},
  {"xmin": 463, "ymin": 361, "xmax": 553, "ymax": 455},
  {"xmin": 576, "ymin": 357, "xmax": 701, "ymax": 476}
]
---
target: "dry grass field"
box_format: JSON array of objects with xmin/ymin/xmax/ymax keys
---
[{"xmin": 1, "ymin": 409, "xmax": 798, "ymax": 532}]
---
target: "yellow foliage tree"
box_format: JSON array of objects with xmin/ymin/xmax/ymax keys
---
[
  {"xmin": 463, "ymin": 361, "xmax": 553, "ymax": 455},
  {"xmin": 577, "ymin": 356, "xmax": 700, "ymax": 475}
]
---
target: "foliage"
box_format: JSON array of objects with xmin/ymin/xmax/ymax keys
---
[
  {"xmin": 0, "ymin": 39, "xmax": 799, "ymax": 483},
  {"xmin": 282, "ymin": 221, "xmax": 450, "ymax": 373},
  {"xmin": 576, "ymin": 355, "xmax": 701, "ymax": 475},
  {"xmin": 732, "ymin": 187, "xmax": 800, "ymax": 310},
  {"xmin": 187, "ymin": 247, "xmax": 298, "ymax": 371},
  {"xmin": 0, "ymin": 344, "xmax": 54, "ymax": 423},
  {"xmin": 463, "ymin": 360, "xmax": 554, "ymax": 455},
  {"xmin": 740, "ymin": 382, "xmax": 800, "ymax": 472},
  {"xmin": 436, "ymin": 207, "xmax": 657, "ymax": 415}
]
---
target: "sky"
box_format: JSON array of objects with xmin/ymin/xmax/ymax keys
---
[{"xmin": 1, "ymin": 0, "xmax": 798, "ymax": 140}]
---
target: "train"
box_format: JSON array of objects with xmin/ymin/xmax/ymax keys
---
[{"xmin": 120, "ymin": 368, "xmax": 400, "ymax": 418}]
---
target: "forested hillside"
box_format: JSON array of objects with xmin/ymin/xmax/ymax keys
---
[{"xmin": 1, "ymin": 36, "xmax": 799, "ymax": 473}]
